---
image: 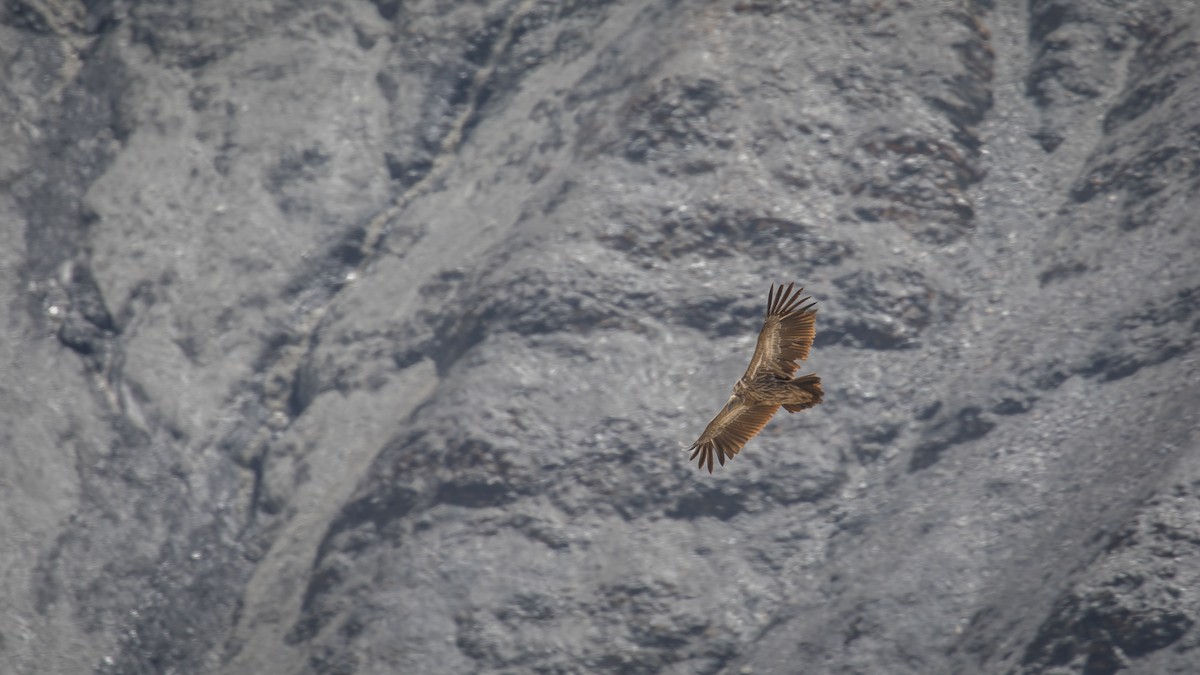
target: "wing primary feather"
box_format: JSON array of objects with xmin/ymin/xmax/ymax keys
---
[
  {"xmin": 767, "ymin": 282, "xmax": 814, "ymax": 318},
  {"xmin": 776, "ymin": 284, "xmax": 808, "ymax": 316},
  {"xmin": 781, "ymin": 282, "xmax": 797, "ymax": 312},
  {"xmin": 766, "ymin": 282, "xmax": 783, "ymax": 315}
]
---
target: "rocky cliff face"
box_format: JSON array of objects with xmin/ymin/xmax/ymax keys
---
[{"xmin": 2, "ymin": 1, "xmax": 1198, "ymax": 673}]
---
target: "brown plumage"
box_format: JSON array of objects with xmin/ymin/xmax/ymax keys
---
[{"xmin": 687, "ymin": 283, "xmax": 824, "ymax": 473}]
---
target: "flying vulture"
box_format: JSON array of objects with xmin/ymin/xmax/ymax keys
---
[{"xmin": 687, "ymin": 283, "xmax": 824, "ymax": 473}]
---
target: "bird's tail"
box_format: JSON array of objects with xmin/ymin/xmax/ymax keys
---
[{"xmin": 782, "ymin": 374, "xmax": 823, "ymax": 413}]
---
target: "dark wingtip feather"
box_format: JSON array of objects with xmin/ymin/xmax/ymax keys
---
[
  {"xmin": 776, "ymin": 282, "xmax": 794, "ymax": 313},
  {"xmin": 690, "ymin": 443, "xmax": 714, "ymax": 473},
  {"xmin": 768, "ymin": 282, "xmax": 817, "ymax": 317}
]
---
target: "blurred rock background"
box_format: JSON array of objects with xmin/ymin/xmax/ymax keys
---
[{"xmin": 2, "ymin": 1, "xmax": 1198, "ymax": 673}]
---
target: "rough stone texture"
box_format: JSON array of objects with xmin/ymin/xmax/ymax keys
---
[{"xmin": 1, "ymin": 1, "xmax": 1198, "ymax": 674}]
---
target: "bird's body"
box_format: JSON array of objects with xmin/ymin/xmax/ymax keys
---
[
  {"xmin": 733, "ymin": 373, "xmax": 821, "ymax": 406},
  {"xmin": 687, "ymin": 283, "xmax": 824, "ymax": 473}
]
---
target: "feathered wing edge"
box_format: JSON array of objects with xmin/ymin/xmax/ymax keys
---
[
  {"xmin": 744, "ymin": 282, "xmax": 818, "ymax": 380},
  {"xmin": 767, "ymin": 282, "xmax": 812, "ymax": 318},
  {"xmin": 687, "ymin": 399, "xmax": 780, "ymax": 473}
]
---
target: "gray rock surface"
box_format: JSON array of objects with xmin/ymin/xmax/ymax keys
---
[{"xmin": 2, "ymin": 1, "xmax": 1198, "ymax": 673}]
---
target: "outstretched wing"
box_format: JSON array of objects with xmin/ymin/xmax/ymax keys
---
[
  {"xmin": 741, "ymin": 282, "xmax": 817, "ymax": 381},
  {"xmin": 687, "ymin": 397, "xmax": 780, "ymax": 473}
]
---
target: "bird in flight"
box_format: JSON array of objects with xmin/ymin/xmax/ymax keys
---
[{"xmin": 687, "ymin": 283, "xmax": 824, "ymax": 473}]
